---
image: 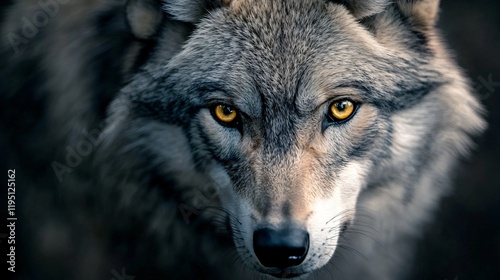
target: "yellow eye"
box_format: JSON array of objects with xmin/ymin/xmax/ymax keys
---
[
  {"xmin": 213, "ymin": 104, "xmax": 238, "ymax": 124},
  {"xmin": 329, "ymin": 100, "xmax": 355, "ymax": 121}
]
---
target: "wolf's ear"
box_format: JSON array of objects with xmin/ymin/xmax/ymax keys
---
[
  {"xmin": 331, "ymin": 0, "xmax": 440, "ymax": 27},
  {"xmin": 397, "ymin": 0, "xmax": 440, "ymax": 27},
  {"xmin": 126, "ymin": 0, "xmax": 165, "ymax": 39},
  {"xmin": 163, "ymin": 0, "xmax": 228, "ymax": 23}
]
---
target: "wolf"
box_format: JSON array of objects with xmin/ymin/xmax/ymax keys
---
[{"xmin": 0, "ymin": 0, "xmax": 485, "ymax": 279}]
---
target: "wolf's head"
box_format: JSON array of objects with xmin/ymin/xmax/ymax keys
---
[{"xmin": 104, "ymin": 0, "xmax": 485, "ymax": 277}]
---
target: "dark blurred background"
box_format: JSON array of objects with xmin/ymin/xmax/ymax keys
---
[{"xmin": 410, "ymin": 0, "xmax": 500, "ymax": 279}]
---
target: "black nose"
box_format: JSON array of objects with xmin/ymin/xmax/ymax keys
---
[{"xmin": 253, "ymin": 227, "xmax": 309, "ymax": 268}]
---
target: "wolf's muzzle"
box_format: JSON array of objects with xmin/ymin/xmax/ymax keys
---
[{"xmin": 253, "ymin": 227, "xmax": 309, "ymax": 269}]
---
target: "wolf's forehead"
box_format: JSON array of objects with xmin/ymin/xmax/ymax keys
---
[
  {"xmin": 212, "ymin": 0, "xmax": 347, "ymax": 98},
  {"xmin": 225, "ymin": 0, "xmax": 329, "ymax": 16},
  {"xmin": 224, "ymin": 0, "xmax": 335, "ymax": 53}
]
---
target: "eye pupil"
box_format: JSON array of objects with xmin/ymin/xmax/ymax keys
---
[{"xmin": 223, "ymin": 106, "xmax": 233, "ymax": 115}]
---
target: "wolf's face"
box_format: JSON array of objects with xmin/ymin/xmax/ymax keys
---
[
  {"xmin": 111, "ymin": 0, "xmax": 473, "ymax": 277},
  {"xmin": 169, "ymin": 3, "xmax": 381, "ymax": 276}
]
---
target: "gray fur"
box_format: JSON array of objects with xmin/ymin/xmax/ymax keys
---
[
  {"xmin": 330, "ymin": 0, "xmax": 390, "ymax": 19},
  {"xmin": 163, "ymin": 0, "xmax": 213, "ymax": 22},
  {"xmin": 0, "ymin": 0, "xmax": 485, "ymax": 279}
]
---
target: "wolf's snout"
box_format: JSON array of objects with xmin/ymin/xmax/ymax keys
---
[{"xmin": 253, "ymin": 227, "xmax": 309, "ymax": 268}]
